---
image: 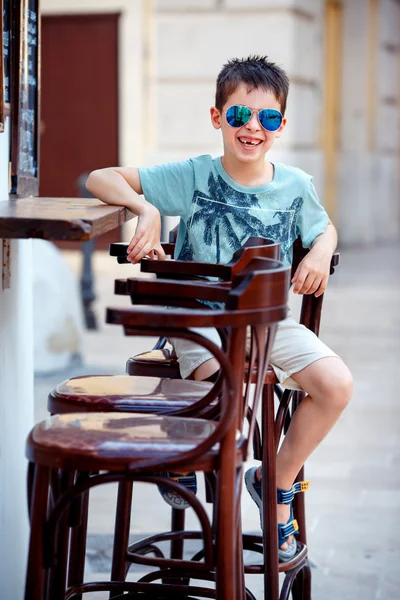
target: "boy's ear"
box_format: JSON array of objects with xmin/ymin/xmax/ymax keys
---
[
  {"xmin": 210, "ymin": 106, "xmax": 222, "ymax": 130},
  {"xmin": 274, "ymin": 117, "xmax": 287, "ymax": 139}
]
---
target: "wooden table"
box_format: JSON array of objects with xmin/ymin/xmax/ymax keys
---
[
  {"xmin": 0, "ymin": 196, "xmax": 133, "ymax": 599},
  {"xmin": 0, "ymin": 197, "xmax": 133, "ymax": 241}
]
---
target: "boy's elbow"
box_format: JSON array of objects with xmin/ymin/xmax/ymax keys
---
[{"xmin": 86, "ymin": 169, "xmax": 105, "ymax": 195}]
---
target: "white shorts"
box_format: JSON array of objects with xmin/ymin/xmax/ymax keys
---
[{"xmin": 170, "ymin": 313, "xmax": 339, "ymax": 391}]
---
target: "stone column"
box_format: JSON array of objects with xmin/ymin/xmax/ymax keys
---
[
  {"xmin": 0, "ymin": 120, "xmax": 33, "ymax": 600},
  {"xmin": 339, "ymin": 0, "xmax": 400, "ymax": 245}
]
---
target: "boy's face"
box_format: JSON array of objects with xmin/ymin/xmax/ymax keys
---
[{"xmin": 210, "ymin": 84, "xmax": 286, "ymax": 164}]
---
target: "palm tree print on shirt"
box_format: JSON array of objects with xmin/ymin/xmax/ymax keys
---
[{"xmin": 177, "ymin": 172, "xmax": 304, "ymax": 265}]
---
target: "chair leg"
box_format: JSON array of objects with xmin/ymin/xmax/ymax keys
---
[
  {"xmin": 170, "ymin": 508, "xmax": 185, "ymax": 559},
  {"xmin": 235, "ymin": 469, "xmax": 246, "ymax": 600},
  {"xmin": 215, "ymin": 428, "xmax": 237, "ymax": 600},
  {"xmin": 204, "ymin": 472, "xmax": 215, "ymax": 504},
  {"xmin": 291, "ymin": 567, "xmax": 304, "ymax": 600},
  {"xmin": 110, "ymin": 480, "xmax": 134, "ymax": 598},
  {"xmin": 46, "ymin": 470, "xmax": 75, "ymax": 600},
  {"xmin": 27, "ymin": 462, "xmax": 36, "ymax": 521},
  {"xmin": 288, "ymin": 390, "xmax": 307, "ymax": 548},
  {"xmin": 302, "ymin": 561, "xmax": 312, "ymax": 600},
  {"xmin": 67, "ymin": 472, "xmax": 90, "ymax": 600},
  {"xmin": 293, "ymin": 466, "xmax": 307, "ymax": 546},
  {"xmin": 291, "ymin": 561, "xmax": 311, "ymax": 600},
  {"xmin": 25, "ymin": 465, "xmax": 50, "ymax": 600},
  {"xmin": 262, "ymin": 383, "xmax": 279, "ymax": 600},
  {"xmin": 252, "ymin": 418, "xmax": 262, "ymax": 461}
]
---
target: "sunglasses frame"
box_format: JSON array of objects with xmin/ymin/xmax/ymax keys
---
[{"xmin": 224, "ymin": 104, "xmax": 283, "ymax": 132}]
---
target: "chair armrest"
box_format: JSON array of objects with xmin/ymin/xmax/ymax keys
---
[
  {"xmin": 140, "ymin": 258, "xmax": 230, "ymax": 279},
  {"xmin": 297, "ymin": 252, "xmax": 340, "ymax": 333},
  {"xmin": 330, "ymin": 252, "xmax": 339, "ymax": 273},
  {"xmin": 126, "ymin": 277, "xmax": 229, "ymax": 304},
  {"xmin": 106, "ymin": 304, "xmax": 288, "ymax": 330},
  {"xmin": 114, "ymin": 279, "xmax": 128, "ymax": 295},
  {"xmin": 140, "ymin": 243, "xmax": 281, "ymax": 280},
  {"xmin": 128, "ymin": 257, "xmax": 285, "ymax": 305},
  {"xmin": 109, "ymin": 242, "xmax": 175, "ymax": 264}
]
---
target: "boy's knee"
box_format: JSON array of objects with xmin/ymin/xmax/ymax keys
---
[
  {"xmin": 323, "ymin": 362, "xmax": 353, "ymax": 411},
  {"xmin": 192, "ymin": 358, "xmax": 220, "ymax": 381}
]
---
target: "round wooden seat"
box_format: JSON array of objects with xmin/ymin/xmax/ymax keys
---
[
  {"xmin": 48, "ymin": 375, "xmax": 213, "ymax": 414},
  {"xmin": 27, "ymin": 412, "xmax": 243, "ymax": 473},
  {"xmin": 126, "ymin": 349, "xmax": 181, "ymax": 378},
  {"xmin": 126, "ymin": 351, "xmax": 279, "ymax": 385}
]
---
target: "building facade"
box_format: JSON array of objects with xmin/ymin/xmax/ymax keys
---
[{"xmin": 41, "ymin": 0, "xmax": 400, "ymax": 245}]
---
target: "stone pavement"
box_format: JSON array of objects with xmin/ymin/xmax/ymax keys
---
[{"xmin": 34, "ymin": 243, "xmax": 400, "ymax": 599}]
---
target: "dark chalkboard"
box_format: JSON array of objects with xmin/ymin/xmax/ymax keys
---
[
  {"xmin": 0, "ymin": 2, "xmax": 3, "ymax": 133},
  {"xmin": 3, "ymin": 0, "xmax": 10, "ymax": 106},
  {"xmin": 11, "ymin": 0, "xmax": 40, "ymax": 196},
  {"xmin": 0, "ymin": 0, "xmax": 7, "ymax": 131}
]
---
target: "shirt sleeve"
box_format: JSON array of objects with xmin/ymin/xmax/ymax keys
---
[
  {"xmin": 296, "ymin": 178, "xmax": 329, "ymax": 248},
  {"xmin": 138, "ymin": 159, "xmax": 195, "ymax": 218}
]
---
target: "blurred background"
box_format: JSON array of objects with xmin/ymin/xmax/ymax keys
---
[
  {"xmin": 39, "ymin": 0, "xmax": 400, "ymax": 248},
  {"xmin": 34, "ymin": 1, "xmax": 399, "ymax": 599}
]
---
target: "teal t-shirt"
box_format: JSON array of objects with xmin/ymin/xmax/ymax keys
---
[{"xmin": 138, "ymin": 155, "xmax": 328, "ymax": 266}]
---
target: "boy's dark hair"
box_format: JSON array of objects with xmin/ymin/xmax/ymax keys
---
[{"xmin": 215, "ymin": 55, "xmax": 290, "ymax": 115}]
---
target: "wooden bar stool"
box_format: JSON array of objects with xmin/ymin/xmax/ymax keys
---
[{"xmin": 25, "ymin": 259, "xmax": 290, "ymax": 600}]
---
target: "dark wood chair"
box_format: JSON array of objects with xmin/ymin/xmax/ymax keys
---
[
  {"xmin": 45, "ymin": 232, "xmax": 338, "ymax": 599},
  {"xmin": 44, "ymin": 250, "xmax": 285, "ymax": 600},
  {"xmin": 118, "ymin": 234, "xmax": 340, "ymax": 599},
  {"xmin": 48, "ymin": 234, "xmax": 339, "ymax": 599},
  {"xmin": 25, "ymin": 259, "xmax": 290, "ymax": 600}
]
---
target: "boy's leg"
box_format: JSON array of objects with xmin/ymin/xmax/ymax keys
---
[
  {"xmin": 263, "ymin": 356, "xmax": 353, "ymax": 549},
  {"xmin": 276, "ymin": 357, "xmax": 353, "ymax": 490},
  {"xmin": 247, "ymin": 314, "xmax": 353, "ymax": 550},
  {"xmin": 170, "ymin": 327, "xmax": 221, "ymax": 381},
  {"xmin": 191, "ymin": 358, "xmax": 220, "ymax": 380}
]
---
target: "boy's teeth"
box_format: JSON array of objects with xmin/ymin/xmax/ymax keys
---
[{"xmin": 239, "ymin": 138, "xmax": 260, "ymax": 146}]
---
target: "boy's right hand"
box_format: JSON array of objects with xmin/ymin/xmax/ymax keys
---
[{"xmin": 126, "ymin": 203, "xmax": 166, "ymax": 264}]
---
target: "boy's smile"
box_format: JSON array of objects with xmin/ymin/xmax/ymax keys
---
[{"xmin": 210, "ymin": 84, "xmax": 287, "ymax": 173}]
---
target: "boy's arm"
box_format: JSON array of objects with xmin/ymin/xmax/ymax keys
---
[
  {"xmin": 86, "ymin": 167, "xmax": 165, "ymax": 264},
  {"xmin": 292, "ymin": 221, "xmax": 337, "ymax": 297}
]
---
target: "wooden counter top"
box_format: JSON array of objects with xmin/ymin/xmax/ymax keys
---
[{"xmin": 0, "ymin": 197, "xmax": 134, "ymax": 241}]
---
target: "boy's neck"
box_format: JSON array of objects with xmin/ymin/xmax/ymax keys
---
[{"xmin": 221, "ymin": 154, "xmax": 273, "ymax": 188}]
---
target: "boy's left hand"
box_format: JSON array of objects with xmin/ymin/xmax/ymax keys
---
[{"xmin": 291, "ymin": 245, "xmax": 332, "ymax": 297}]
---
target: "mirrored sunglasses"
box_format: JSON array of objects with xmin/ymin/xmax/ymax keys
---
[{"xmin": 225, "ymin": 105, "xmax": 283, "ymax": 132}]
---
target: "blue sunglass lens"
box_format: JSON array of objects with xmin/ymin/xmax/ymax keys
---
[
  {"xmin": 258, "ymin": 109, "xmax": 282, "ymax": 132},
  {"xmin": 226, "ymin": 105, "xmax": 252, "ymax": 128}
]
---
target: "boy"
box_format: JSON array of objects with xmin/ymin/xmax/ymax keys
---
[{"xmin": 86, "ymin": 56, "xmax": 353, "ymax": 562}]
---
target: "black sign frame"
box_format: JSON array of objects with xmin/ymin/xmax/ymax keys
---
[
  {"xmin": 0, "ymin": 0, "xmax": 4, "ymax": 133},
  {"xmin": 11, "ymin": 0, "xmax": 40, "ymax": 196},
  {"xmin": 3, "ymin": 0, "xmax": 11, "ymax": 112}
]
